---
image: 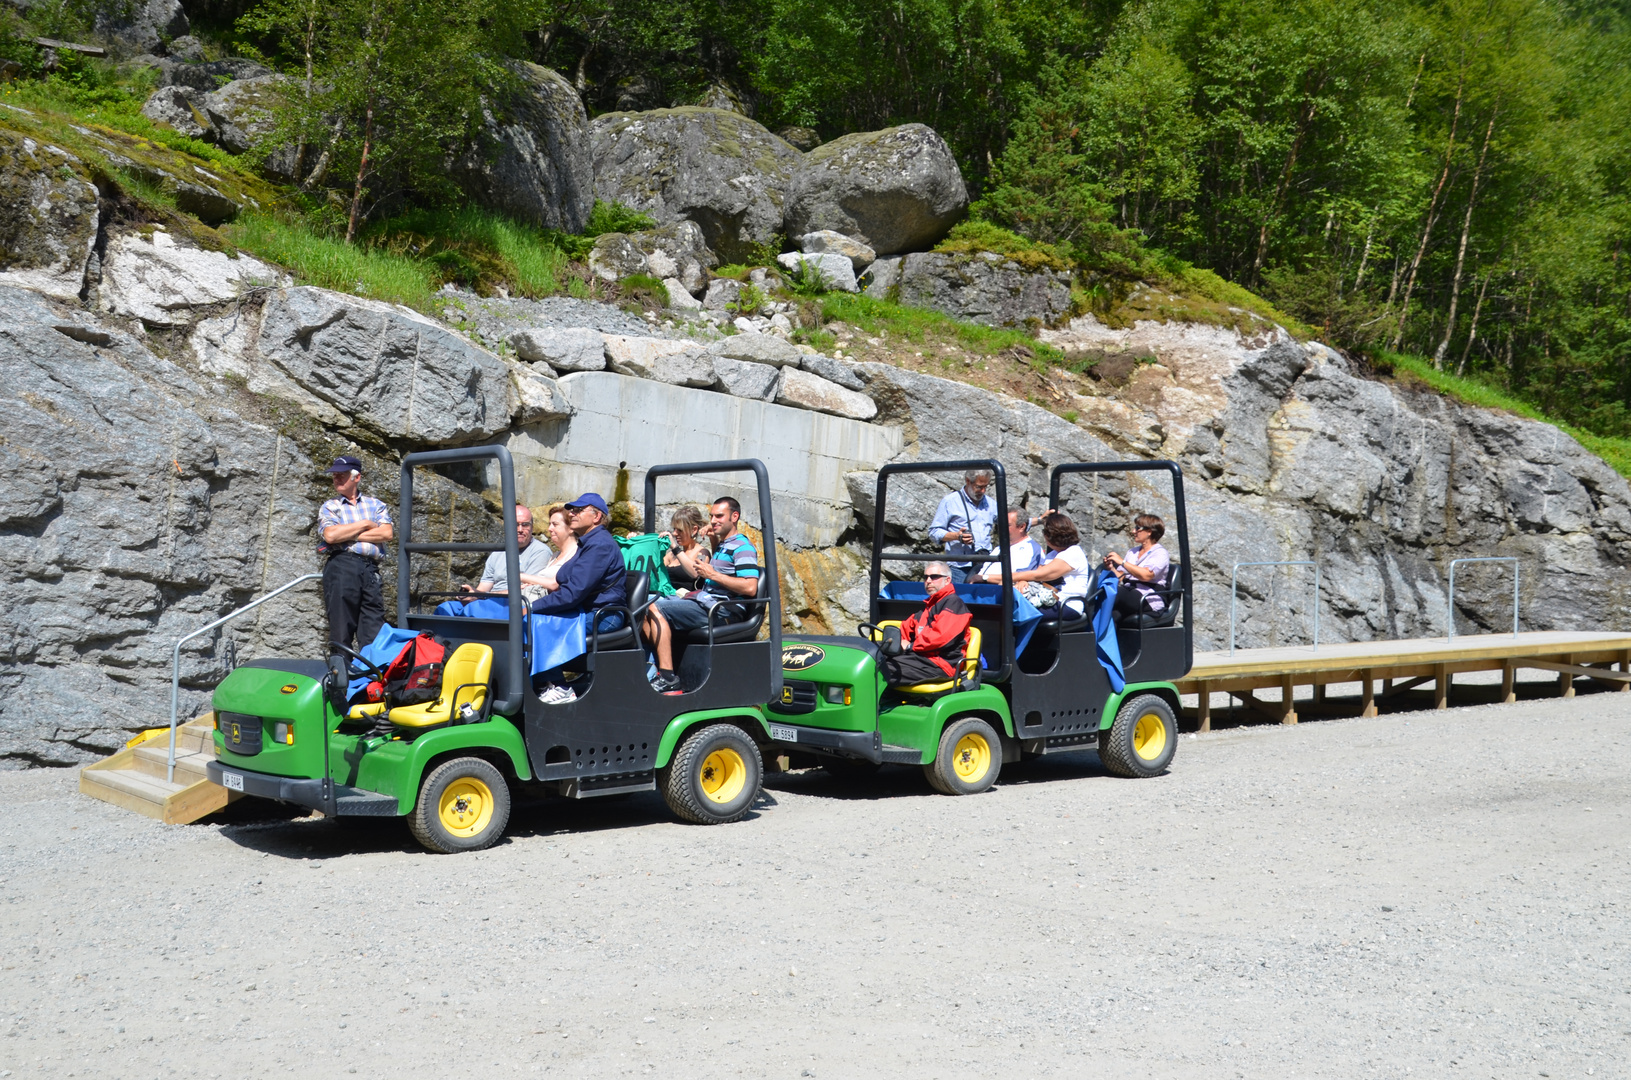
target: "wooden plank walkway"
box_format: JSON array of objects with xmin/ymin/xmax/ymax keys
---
[{"xmin": 1177, "ymin": 631, "xmax": 1631, "ymax": 730}]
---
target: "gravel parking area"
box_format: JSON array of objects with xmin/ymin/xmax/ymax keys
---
[{"xmin": 2, "ymin": 694, "xmax": 1627, "ymax": 1079}]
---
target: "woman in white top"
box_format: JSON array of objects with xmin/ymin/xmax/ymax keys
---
[
  {"xmin": 527, "ymin": 505, "xmax": 578, "ymax": 600},
  {"xmin": 1010, "ymin": 512, "xmax": 1093, "ymax": 608},
  {"xmin": 1105, "ymin": 513, "xmax": 1171, "ymax": 621}
]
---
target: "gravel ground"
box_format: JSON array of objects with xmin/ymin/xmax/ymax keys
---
[
  {"xmin": 2, "ymin": 694, "xmax": 1627, "ymax": 1080},
  {"xmin": 439, "ymin": 292, "xmax": 676, "ymax": 354}
]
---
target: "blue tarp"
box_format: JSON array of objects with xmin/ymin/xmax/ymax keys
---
[
  {"xmin": 431, "ymin": 598, "xmax": 623, "ymax": 675},
  {"xmin": 346, "ymin": 623, "xmax": 421, "ymax": 699},
  {"xmin": 878, "ymin": 582, "xmax": 1044, "ymax": 666},
  {"xmin": 1089, "ymin": 569, "xmax": 1126, "ymax": 693}
]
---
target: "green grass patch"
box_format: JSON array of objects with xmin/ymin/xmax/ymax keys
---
[
  {"xmin": 364, "ymin": 206, "xmax": 567, "ymax": 298},
  {"xmin": 226, "ymin": 213, "xmax": 437, "ymax": 308},
  {"xmin": 933, "ymin": 220, "xmax": 1073, "ymax": 273},
  {"xmin": 818, "ymin": 292, "xmax": 1065, "ymax": 363},
  {"xmin": 9, "ymin": 75, "xmax": 245, "ymax": 169},
  {"xmin": 1380, "ymin": 350, "xmax": 1631, "ymax": 480}
]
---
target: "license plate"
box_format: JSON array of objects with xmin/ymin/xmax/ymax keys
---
[
  {"xmin": 220, "ymin": 771, "xmax": 244, "ymax": 792},
  {"xmin": 769, "ymin": 724, "xmax": 797, "ymax": 743}
]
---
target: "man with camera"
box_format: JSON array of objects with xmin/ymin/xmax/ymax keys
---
[{"xmin": 927, "ymin": 469, "xmax": 998, "ymax": 584}]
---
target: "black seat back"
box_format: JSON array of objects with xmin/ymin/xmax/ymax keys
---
[
  {"xmin": 682, "ymin": 571, "xmax": 770, "ymax": 645},
  {"xmin": 1125, "ymin": 561, "xmax": 1182, "ymax": 630},
  {"xmin": 589, "ymin": 570, "xmax": 649, "ymax": 651}
]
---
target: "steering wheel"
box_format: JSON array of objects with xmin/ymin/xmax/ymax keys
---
[{"xmin": 328, "ymin": 641, "xmax": 385, "ymax": 683}]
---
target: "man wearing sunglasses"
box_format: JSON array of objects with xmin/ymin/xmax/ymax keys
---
[{"xmin": 883, "ymin": 562, "xmax": 974, "ymax": 687}]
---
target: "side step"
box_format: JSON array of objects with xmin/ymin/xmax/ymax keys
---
[{"xmin": 79, "ymin": 715, "xmax": 239, "ymax": 824}]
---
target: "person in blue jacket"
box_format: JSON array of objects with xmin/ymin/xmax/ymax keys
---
[{"xmin": 531, "ymin": 493, "xmax": 627, "ymax": 703}]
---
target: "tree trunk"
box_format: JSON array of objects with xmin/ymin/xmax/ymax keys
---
[
  {"xmin": 1390, "ymin": 77, "xmax": 1465, "ymax": 350},
  {"xmin": 1455, "ymin": 272, "xmax": 1490, "ymax": 376},
  {"xmin": 1434, "ymin": 106, "xmax": 1498, "ymax": 369},
  {"xmin": 1351, "ymin": 210, "xmax": 1379, "ymax": 294},
  {"xmin": 1253, "ymin": 84, "xmax": 1324, "ymax": 282},
  {"xmin": 345, "ymin": 101, "xmax": 374, "ymax": 244}
]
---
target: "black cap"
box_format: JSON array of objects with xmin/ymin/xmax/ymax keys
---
[{"xmin": 325, "ymin": 455, "xmax": 363, "ymax": 474}]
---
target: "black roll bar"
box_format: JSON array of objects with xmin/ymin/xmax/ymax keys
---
[
  {"xmin": 1049, "ymin": 460, "xmax": 1193, "ymax": 661},
  {"xmin": 870, "ymin": 459, "xmax": 1014, "ymax": 683},
  {"xmin": 643, "ymin": 459, "xmax": 783, "ymax": 700},
  {"xmin": 397, "ymin": 445, "xmax": 527, "ymax": 716}
]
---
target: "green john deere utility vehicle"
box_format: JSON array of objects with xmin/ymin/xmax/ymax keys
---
[
  {"xmin": 764, "ymin": 458, "xmax": 1192, "ymax": 793},
  {"xmin": 205, "ymin": 447, "xmax": 784, "ymax": 852}
]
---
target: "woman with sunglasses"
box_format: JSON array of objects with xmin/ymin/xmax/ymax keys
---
[{"xmin": 1104, "ymin": 514, "xmax": 1170, "ymax": 621}]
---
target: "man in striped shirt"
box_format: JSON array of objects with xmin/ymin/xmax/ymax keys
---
[{"xmin": 317, "ymin": 455, "xmax": 394, "ymax": 652}]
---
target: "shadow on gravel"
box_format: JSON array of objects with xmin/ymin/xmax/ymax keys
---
[
  {"xmin": 764, "ymin": 749, "xmax": 1122, "ymax": 802},
  {"xmin": 209, "ymin": 788, "xmax": 777, "ymax": 859}
]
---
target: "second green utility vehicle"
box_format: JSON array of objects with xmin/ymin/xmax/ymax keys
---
[{"xmin": 763, "ymin": 459, "xmax": 1192, "ymax": 793}]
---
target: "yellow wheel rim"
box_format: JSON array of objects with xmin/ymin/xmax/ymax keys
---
[
  {"xmin": 952, "ymin": 732, "xmax": 992, "ymax": 783},
  {"xmin": 438, "ymin": 777, "xmax": 495, "ymax": 838},
  {"xmin": 1133, "ymin": 713, "xmax": 1168, "ymax": 762},
  {"xmin": 699, "ymin": 748, "xmax": 748, "ymax": 804}
]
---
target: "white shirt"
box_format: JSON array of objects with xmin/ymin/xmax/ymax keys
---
[
  {"xmin": 1052, "ymin": 545, "xmax": 1093, "ymax": 601},
  {"xmin": 479, "ymin": 540, "xmax": 554, "ymax": 593},
  {"xmin": 983, "ymin": 537, "xmax": 1043, "ymax": 580}
]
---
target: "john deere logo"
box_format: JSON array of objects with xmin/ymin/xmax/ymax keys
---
[
  {"xmin": 782, "ymin": 644, "xmax": 825, "ymax": 671},
  {"xmin": 229, "ymin": 722, "xmax": 242, "ymax": 740},
  {"xmin": 280, "ymin": 684, "xmax": 298, "ymax": 695}
]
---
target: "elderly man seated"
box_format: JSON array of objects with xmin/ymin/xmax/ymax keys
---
[
  {"xmin": 882, "ymin": 561, "xmax": 973, "ymax": 687},
  {"xmin": 530, "ymin": 493, "xmax": 627, "ymax": 704},
  {"xmin": 459, "ymin": 503, "xmax": 554, "ymax": 601}
]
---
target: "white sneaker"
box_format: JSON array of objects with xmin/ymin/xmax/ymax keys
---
[{"xmin": 539, "ymin": 684, "xmax": 577, "ymax": 705}]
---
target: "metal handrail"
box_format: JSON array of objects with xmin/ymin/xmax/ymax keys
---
[
  {"xmin": 168, "ymin": 573, "xmax": 322, "ymax": 782},
  {"xmin": 1229, "ymin": 561, "xmax": 1320, "ymax": 655},
  {"xmin": 1447, "ymin": 557, "xmax": 1519, "ymax": 640}
]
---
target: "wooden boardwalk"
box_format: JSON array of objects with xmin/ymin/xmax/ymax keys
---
[{"xmin": 1177, "ymin": 631, "xmax": 1631, "ymax": 730}]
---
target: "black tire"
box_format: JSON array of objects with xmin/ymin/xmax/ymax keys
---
[
  {"xmin": 923, "ymin": 716, "xmax": 1001, "ymax": 795},
  {"xmin": 1100, "ymin": 694, "xmax": 1178, "ymax": 778},
  {"xmin": 659, "ymin": 723, "xmax": 763, "ymax": 825},
  {"xmin": 409, "ymin": 756, "xmax": 511, "ymax": 854},
  {"xmin": 821, "ymin": 758, "xmax": 881, "ymax": 783}
]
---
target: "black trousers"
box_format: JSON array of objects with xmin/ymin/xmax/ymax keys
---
[
  {"xmin": 323, "ymin": 552, "xmax": 385, "ymax": 652},
  {"xmin": 883, "ymin": 652, "xmax": 955, "ymax": 687}
]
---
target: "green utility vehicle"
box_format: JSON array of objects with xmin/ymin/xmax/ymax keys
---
[
  {"xmin": 764, "ymin": 459, "xmax": 1192, "ymax": 793},
  {"xmin": 205, "ymin": 448, "xmax": 784, "ymax": 853}
]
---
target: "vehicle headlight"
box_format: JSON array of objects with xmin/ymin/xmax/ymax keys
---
[
  {"xmin": 272, "ymin": 721, "xmax": 294, "ymax": 745},
  {"xmin": 823, "ymin": 685, "xmax": 851, "ymax": 705}
]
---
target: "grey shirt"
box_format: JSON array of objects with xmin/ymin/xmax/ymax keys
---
[{"xmin": 479, "ymin": 540, "xmax": 554, "ymax": 593}]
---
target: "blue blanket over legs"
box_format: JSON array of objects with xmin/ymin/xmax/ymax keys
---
[{"xmin": 1089, "ymin": 569, "xmax": 1126, "ymax": 693}]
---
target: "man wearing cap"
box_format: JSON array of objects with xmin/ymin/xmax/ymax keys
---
[
  {"xmin": 530, "ymin": 493, "xmax": 627, "ymax": 704},
  {"xmin": 317, "ymin": 456, "xmax": 394, "ymax": 652}
]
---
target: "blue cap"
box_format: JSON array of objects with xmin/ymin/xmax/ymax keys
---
[
  {"xmin": 564, "ymin": 492, "xmax": 609, "ymax": 516},
  {"xmin": 326, "ymin": 455, "xmax": 363, "ymax": 474}
]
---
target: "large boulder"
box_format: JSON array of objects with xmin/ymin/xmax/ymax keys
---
[
  {"xmin": 0, "ymin": 131, "xmax": 100, "ymax": 302},
  {"xmin": 158, "ymin": 57, "xmax": 275, "ymax": 93},
  {"xmin": 96, "ymin": 0, "xmax": 189, "ymax": 56},
  {"xmin": 99, "ymin": 228, "xmax": 287, "ymax": 325},
  {"xmin": 202, "ymin": 75, "xmax": 288, "ymax": 156},
  {"xmin": 589, "ymin": 107, "xmax": 800, "ymax": 263},
  {"xmin": 463, "ymin": 62, "xmax": 594, "ymax": 233},
  {"xmin": 588, "ymin": 221, "xmax": 714, "ymax": 295},
  {"xmin": 784, "ymin": 124, "xmax": 968, "ymax": 257},
  {"xmin": 140, "ymin": 85, "xmax": 214, "ymax": 140},
  {"xmin": 895, "ymin": 251, "xmax": 1073, "ymax": 328}
]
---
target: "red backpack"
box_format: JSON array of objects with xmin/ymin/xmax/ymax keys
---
[{"xmin": 364, "ymin": 633, "xmax": 447, "ymax": 706}]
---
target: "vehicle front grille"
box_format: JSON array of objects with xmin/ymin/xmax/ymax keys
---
[
  {"xmin": 218, "ymin": 711, "xmax": 264, "ymax": 755},
  {"xmin": 767, "ymin": 679, "xmax": 818, "ymax": 715}
]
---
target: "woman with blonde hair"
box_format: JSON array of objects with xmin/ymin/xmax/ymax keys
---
[{"xmin": 662, "ymin": 505, "xmax": 709, "ymax": 593}]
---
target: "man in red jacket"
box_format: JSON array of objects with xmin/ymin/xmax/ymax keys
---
[{"xmin": 884, "ymin": 562, "xmax": 974, "ymax": 686}]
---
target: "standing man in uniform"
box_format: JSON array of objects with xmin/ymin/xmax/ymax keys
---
[{"xmin": 317, "ymin": 455, "xmax": 394, "ymax": 652}]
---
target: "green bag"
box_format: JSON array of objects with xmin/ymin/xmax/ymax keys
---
[{"xmin": 616, "ymin": 532, "xmax": 677, "ymax": 598}]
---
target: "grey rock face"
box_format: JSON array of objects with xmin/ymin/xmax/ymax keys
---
[
  {"xmin": 588, "ymin": 222, "xmax": 714, "ymax": 294},
  {"xmin": 798, "ymin": 230, "xmax": 875, "ymax": 271},
  {"xmin": 0, "ymin": 132, "xmax": 99, "ymax": 302},
  {"xmin": 708, "ymin": 333, "xmax": 802, "ymax": 367},
  {"xmin": 603, "ymin": 335, "xmax": 716, "ymax": 387},
  {"xmin": 860, "ymin": 255, "xmax": 902, "ymax": 300},
  {"xmin": 777, "ymin": 367, "xmax": 877, "ymax": 420},
  {"xmin": 703, "ymin": 278, "xmax": 742, "ymax": 311},
  {"xmin": 439, "ymin": 292, "xmax": 666, "ymax": 354},
  {"xmin": 141, "ymin": 85, "xmax": 213, "ymax": 140},
  {"xmin": 99, "ymin": 229, "xmax": 286, "ymax": 325},
  {"xmin": 509, "ymin": 326, "xmax": 607, "ymax": 371},
  {"xmin": 96, "ymin": 0, "xmax": 189, "ymax": 57},
  {"xmin": 896, "ymin": 251, "xmax": 1073, "ymax": 329},
  {"xmin": 785, "ymin": 124, "xmax": 969, "ymax": 257},
  {"xmin": 663, "ymin": 278, "xmax": 702, "ymax": 310},
  {"xmin": 777, "ymin": 126, "xmax": 821, "ymax": 152},
  {"xmin": 202, "ymin": 75, "xmax": 287, "ymax": 156},
  {"xmin": 463, "ymin": 62, "xmax": 594, "ymax": 233},
  {"xmin": 158, "ymin": 56, "xmax": 273, "ymax": 92},
  {"xmin": 800, "ymin": 353, "xmax": 865, "ymax": 390},
  {"xmin": 713, "ymin": 355, "xmax": 781, "ymax": 400},
  {"xmin": 776, "ymin": 251, "xmax": 857, "ymax": 293},
  {"xmin": 257, "ymin": 287, "xmax": 519, "ymax": 444},
  {"xmin": 590, "ymin": 107, "xmax": 801, "ymax": 262}
]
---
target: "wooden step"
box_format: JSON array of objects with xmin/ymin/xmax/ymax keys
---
[
  {"xmin": 130, "ymin": 743, "xmax": 213, "ymax": 783},
  {"xmin": 79, "ymin": 715, "xmax": 237, "ymax": 824}
]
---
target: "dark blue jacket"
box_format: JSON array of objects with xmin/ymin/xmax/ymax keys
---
[{"xmin": 530, "ymin": 525, "xmax": 626, "ymax": 616}]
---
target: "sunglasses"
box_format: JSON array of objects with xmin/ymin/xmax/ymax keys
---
[{"xmin": 924, "ymin": 573, "xmax": 949, "ymax": 581}]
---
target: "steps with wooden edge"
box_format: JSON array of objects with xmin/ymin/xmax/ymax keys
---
[{"xmin": 79, "ymin": 715, "xmax": 240, "ymax": 824}]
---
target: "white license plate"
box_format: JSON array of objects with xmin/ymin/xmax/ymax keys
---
[
  {"xmin": 769, "ymin": 724, "xmax": 798, "ymax": 743},
  {"xmin": 220, "ymin": 771, "xmax": 244, "ymax": 792}
]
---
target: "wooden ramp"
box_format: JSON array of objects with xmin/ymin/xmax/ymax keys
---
[
  {"xmin": 79, "ymin": 715, "xmax": 239, "ymax": 824},
  {"xmin": 1178, "ymin": 631, "xmax": 1631, "ymax": 729}
]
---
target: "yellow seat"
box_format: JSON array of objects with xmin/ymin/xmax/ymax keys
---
[
  {"xmin": 386, "ymin": 643, "xmax": 493, "ymax": 728},
  {"xmin": 867, "ymin": 621, "xmax": 982, "ymax": 695},
  {"xmin": 347, "ymin": 701, "xmax": 387, "ymax": 721}
]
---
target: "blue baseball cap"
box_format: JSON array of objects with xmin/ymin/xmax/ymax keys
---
[
  {"xmin": 564, "ymin": 492, "xmax": 609, "ymax": 516},
  {"xmin": 325, "ymin": 455, "xmax": 363, "ymax": 474}
]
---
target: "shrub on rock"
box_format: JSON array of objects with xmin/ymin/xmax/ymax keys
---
[
  {"xmin": 785, "ymin": 124, "xmax": 968, "ymax": 257},
  {"xmin": 590, "ymin": 107, "xmax": 800, "ymax": 263}
]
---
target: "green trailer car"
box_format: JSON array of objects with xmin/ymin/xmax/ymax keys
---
[
  {"xmin": 762, "ymin": 458, "xmax": 1194, "ymax": 793},
  {"xmin": 205, "ymin": 448, "xmax": 786, "ymax": 853}
]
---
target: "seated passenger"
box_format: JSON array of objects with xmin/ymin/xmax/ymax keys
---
[
  {"xmin": 662, "ymin": 505, "xmax": 709, "ymax": 593},
  {"xmin": 882, "ymin": 562, "xmax": 974, "ymax": 687},
  {"xmin": 531, "ymin": 504, "xmax": 578, "ymax": 594},
  {"xmin": 1009, "ymin": 512, "xmax": 1093, "ymax": 612},
  {"xmin": 641, "ymin": 497, "xmax": 760, "ymax": 693},
  {"xmin": 1105, "ymin": 514, "xmax": 1171, "ymax": 622},
  {"xmin": 458, "ymin": 503, "xmax": 554, "ymax": 602},
  {"xmin": 531, "ymin": 493, "xmax": 628, "ymax": 704},
  {"xmin": 978, "ymin": 510, "xmax": 1044, "ymax": 582}
]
